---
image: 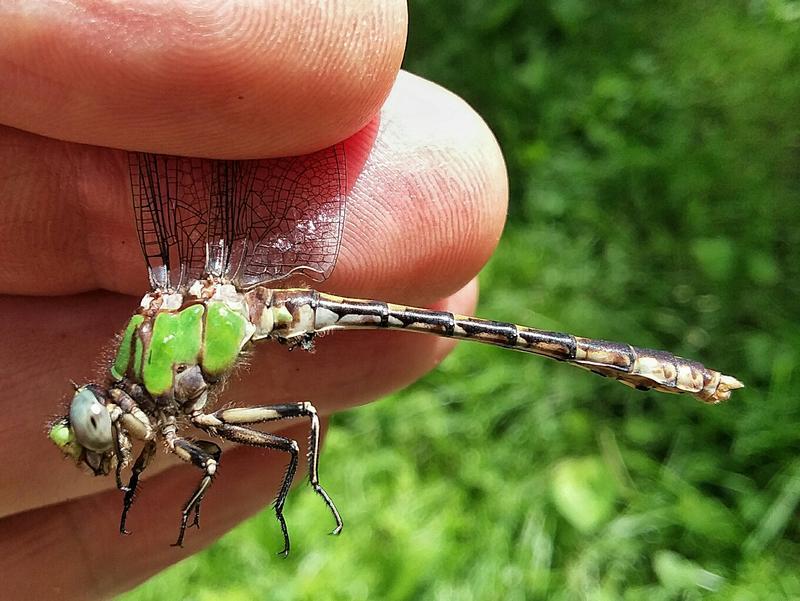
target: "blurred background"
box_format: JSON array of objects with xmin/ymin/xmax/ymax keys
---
[{"xmin": 123, "ymin": 2, "xmax": 800, "ymax": 599}]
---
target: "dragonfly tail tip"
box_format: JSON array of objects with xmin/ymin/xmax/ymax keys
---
[{"xmin": 707, "ymin": 374, "xmax": 745, "ymax": 403}]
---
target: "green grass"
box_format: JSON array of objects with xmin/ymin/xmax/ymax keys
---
[{"xmin": 121, "ymin": 2, "xmax": 800, "ymax": 599}]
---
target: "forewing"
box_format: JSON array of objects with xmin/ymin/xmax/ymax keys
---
[
  {"xmin": 128, "ymin": 153, "xmax": 209, "ymax": 290},
  {"xmin": 235, "ymin": 143, "xmax": 347, "ymax": 288},
  {"xmin": 204, "ymin": 159, "xmax": 255, "ymax": 280},
  {"xmin": 129, "ymin": 143, "xmax": 347, "ymax": 290}
]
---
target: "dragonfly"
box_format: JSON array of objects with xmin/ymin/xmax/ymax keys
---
[{"xmin": 48, "ymin": 144, "xmax": 743, "ymax": 556}]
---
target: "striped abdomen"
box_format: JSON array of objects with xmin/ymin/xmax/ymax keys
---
[{"xmin": 248, "ymin": 288, "xmax": 742, "ymax": 404}]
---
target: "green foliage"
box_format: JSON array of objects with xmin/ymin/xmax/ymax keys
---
[{"xmin": 122, "ymin": 2, "xmax": 800, "ymax": 599}]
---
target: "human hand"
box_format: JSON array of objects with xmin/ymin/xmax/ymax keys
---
[{"xmin": 0, "ymin": 2, "xmax": 507, "ymax": 598}]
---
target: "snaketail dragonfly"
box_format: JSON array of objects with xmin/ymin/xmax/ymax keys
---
[{"xmin": 48, "ymin": 144, "xmax": 743, "ymax": 555}]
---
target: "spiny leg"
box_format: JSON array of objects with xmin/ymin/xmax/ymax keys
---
[
  {"xmin": 111, "ymin": 425, "xmax": 132, "ymax": 492},
  {"xmin": 194, "ymin": 402, "xmax": 342, "ymax": 535},
  {"xmin": 185, "ymin": 441, "xmax": 222, "ymax": 530},
  {"xmin": 104, "ymin": 392, "xmax": 157, "ymax": 533},
  {"xmin": 119, "ymin": 440, "xmax": 157, "ymax": 535},
  {"xmin": 203, "ymin": 422, "xmax": 299, "ymax": 556},
  {"xmin": 107, "ymin": 393, "xmax": 154, "ymax": 491},
  {"xmin": 167, "ymin": 436, "xmax": 222, "ymax": 547}
]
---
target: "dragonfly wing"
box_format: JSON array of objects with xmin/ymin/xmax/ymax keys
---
[
  {"xmin": 234, "ymin": 143, "xmax": 347, "ymax": 288},
  {"xmin": 129, "ymin": 143, "xmax": 347, "ymax": 290},
  {"xmin": 128, "ymin": 153, "xmax": 209, "ymax": 290},
  {"xmin": 203, "ymin": 159, "xmax": 255, "ymax": 281}
]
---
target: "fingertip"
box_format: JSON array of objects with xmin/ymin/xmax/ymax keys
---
[{"xmin": 332, "ymin": 72, "xmax": 508, "ymax": 303}]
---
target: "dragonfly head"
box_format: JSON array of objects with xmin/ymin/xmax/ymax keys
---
[{"xmin": 49, "ymin": 384, "xmax": 115, "ymax": 476}]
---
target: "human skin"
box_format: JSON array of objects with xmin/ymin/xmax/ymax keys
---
[{"xmin": 0, "ymin": 1, "xmax": 508, "ymax": 598}]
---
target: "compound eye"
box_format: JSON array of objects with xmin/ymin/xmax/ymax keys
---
[{"xmin": 69, "ymin": 387, "xmax": 113, "ymax": 452}]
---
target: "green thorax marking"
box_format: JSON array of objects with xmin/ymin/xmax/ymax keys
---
[
  {"xmin": 110, "ymin": 298, "xmax": 253, "ymax": 398},
  {"xmin": 202, "ymin": 300, "xmax": 250, "ymax": 377},
  {"xmin": 144, "ymin": 304, "xmax": 205, "ymax": 396},
  {"xmin": 111, "ymin": 314, "xmax": 145, "ymax": 381}
]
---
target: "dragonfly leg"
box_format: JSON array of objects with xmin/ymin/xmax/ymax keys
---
[
  {"xmin": 185, "ymin": 440, "xmax": 223, "ymax": 530},
  {"xmin": 119, "ymin": 440, "xmax": 157, "ymax": 535},
  {"xmin": 195, "ymin": 420, "xmax": 299, "ymax": 556},
  {"xmin": 111, "ymin": 425, "xmax": 132, "ymax": 492},
  {"xmin": 165, "ymin": 434, "xmax": 222, "ymax": 547},
  {"xmin": 194, "ymin": 402, "xmax": 343, "ymax": 536},
  {"xmin": 104, "ymin": 391, "xmax": 157, "ymax": 533}
]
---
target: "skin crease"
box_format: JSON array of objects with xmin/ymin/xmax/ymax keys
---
[{"xmin": 0, "ymin": 2, "xmax": 508, "ymax": 599}]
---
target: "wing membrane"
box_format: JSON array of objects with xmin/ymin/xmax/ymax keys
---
[
  {"xmin": 236, "ymin": 143, "xmax": 347, "ymax": 288},
  {"xmin": 128, "ymin": 144, "xmax": 347, "ymax": 291},
  {"xmin": 128, "ymin": 153, "xmax": 209, "ymax": 290}
]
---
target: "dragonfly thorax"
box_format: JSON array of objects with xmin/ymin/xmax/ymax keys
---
[
  {"xmin": 113, "ymin": 280, "xmax": 258, "ymax": 402},
  {"xmin": 48, "ymin": 280, "xmax": 259, "ymax": 475}
]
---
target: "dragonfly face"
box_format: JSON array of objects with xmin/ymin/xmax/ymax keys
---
[{"xmin": 49, "ymin": 385, "xmax": 116, "ymax": 476}]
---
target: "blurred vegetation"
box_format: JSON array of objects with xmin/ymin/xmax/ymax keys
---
[{"xmin": 122, "ymin": 1, "xmax": 800, "ymax": 599}]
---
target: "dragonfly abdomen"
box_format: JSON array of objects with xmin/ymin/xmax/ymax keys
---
[{"xmin": 254, "ymin": 289, "xmax": 741, "ymax": 404}]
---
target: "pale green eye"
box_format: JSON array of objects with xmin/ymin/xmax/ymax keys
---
[{"xmin": 69, "ymin": 387, "xmax": 112, "ymax": 452}]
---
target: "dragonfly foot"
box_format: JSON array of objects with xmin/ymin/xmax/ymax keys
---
[
  {"xmin": 275, "ymin": 514, "xmax": 291, "ymax": 557},
  {"xmin": 172, "ymin": 519, "xmax": 188, "ymax": 546}
]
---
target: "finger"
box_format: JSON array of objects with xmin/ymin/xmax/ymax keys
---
[
  {"xmin": 0, "ymin": 421, "xmax": 322, "ymax": 601},
  {"xmin": 0, "ymin": 0, "xmax": 406, "ymax": 157},
  {"xmin": 1, "ymin": 279, "xmax": 478, "ymax": 517},
  {"xmin": 0, "ymin": 71, "xmax": 508, "ymax": 301}
]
